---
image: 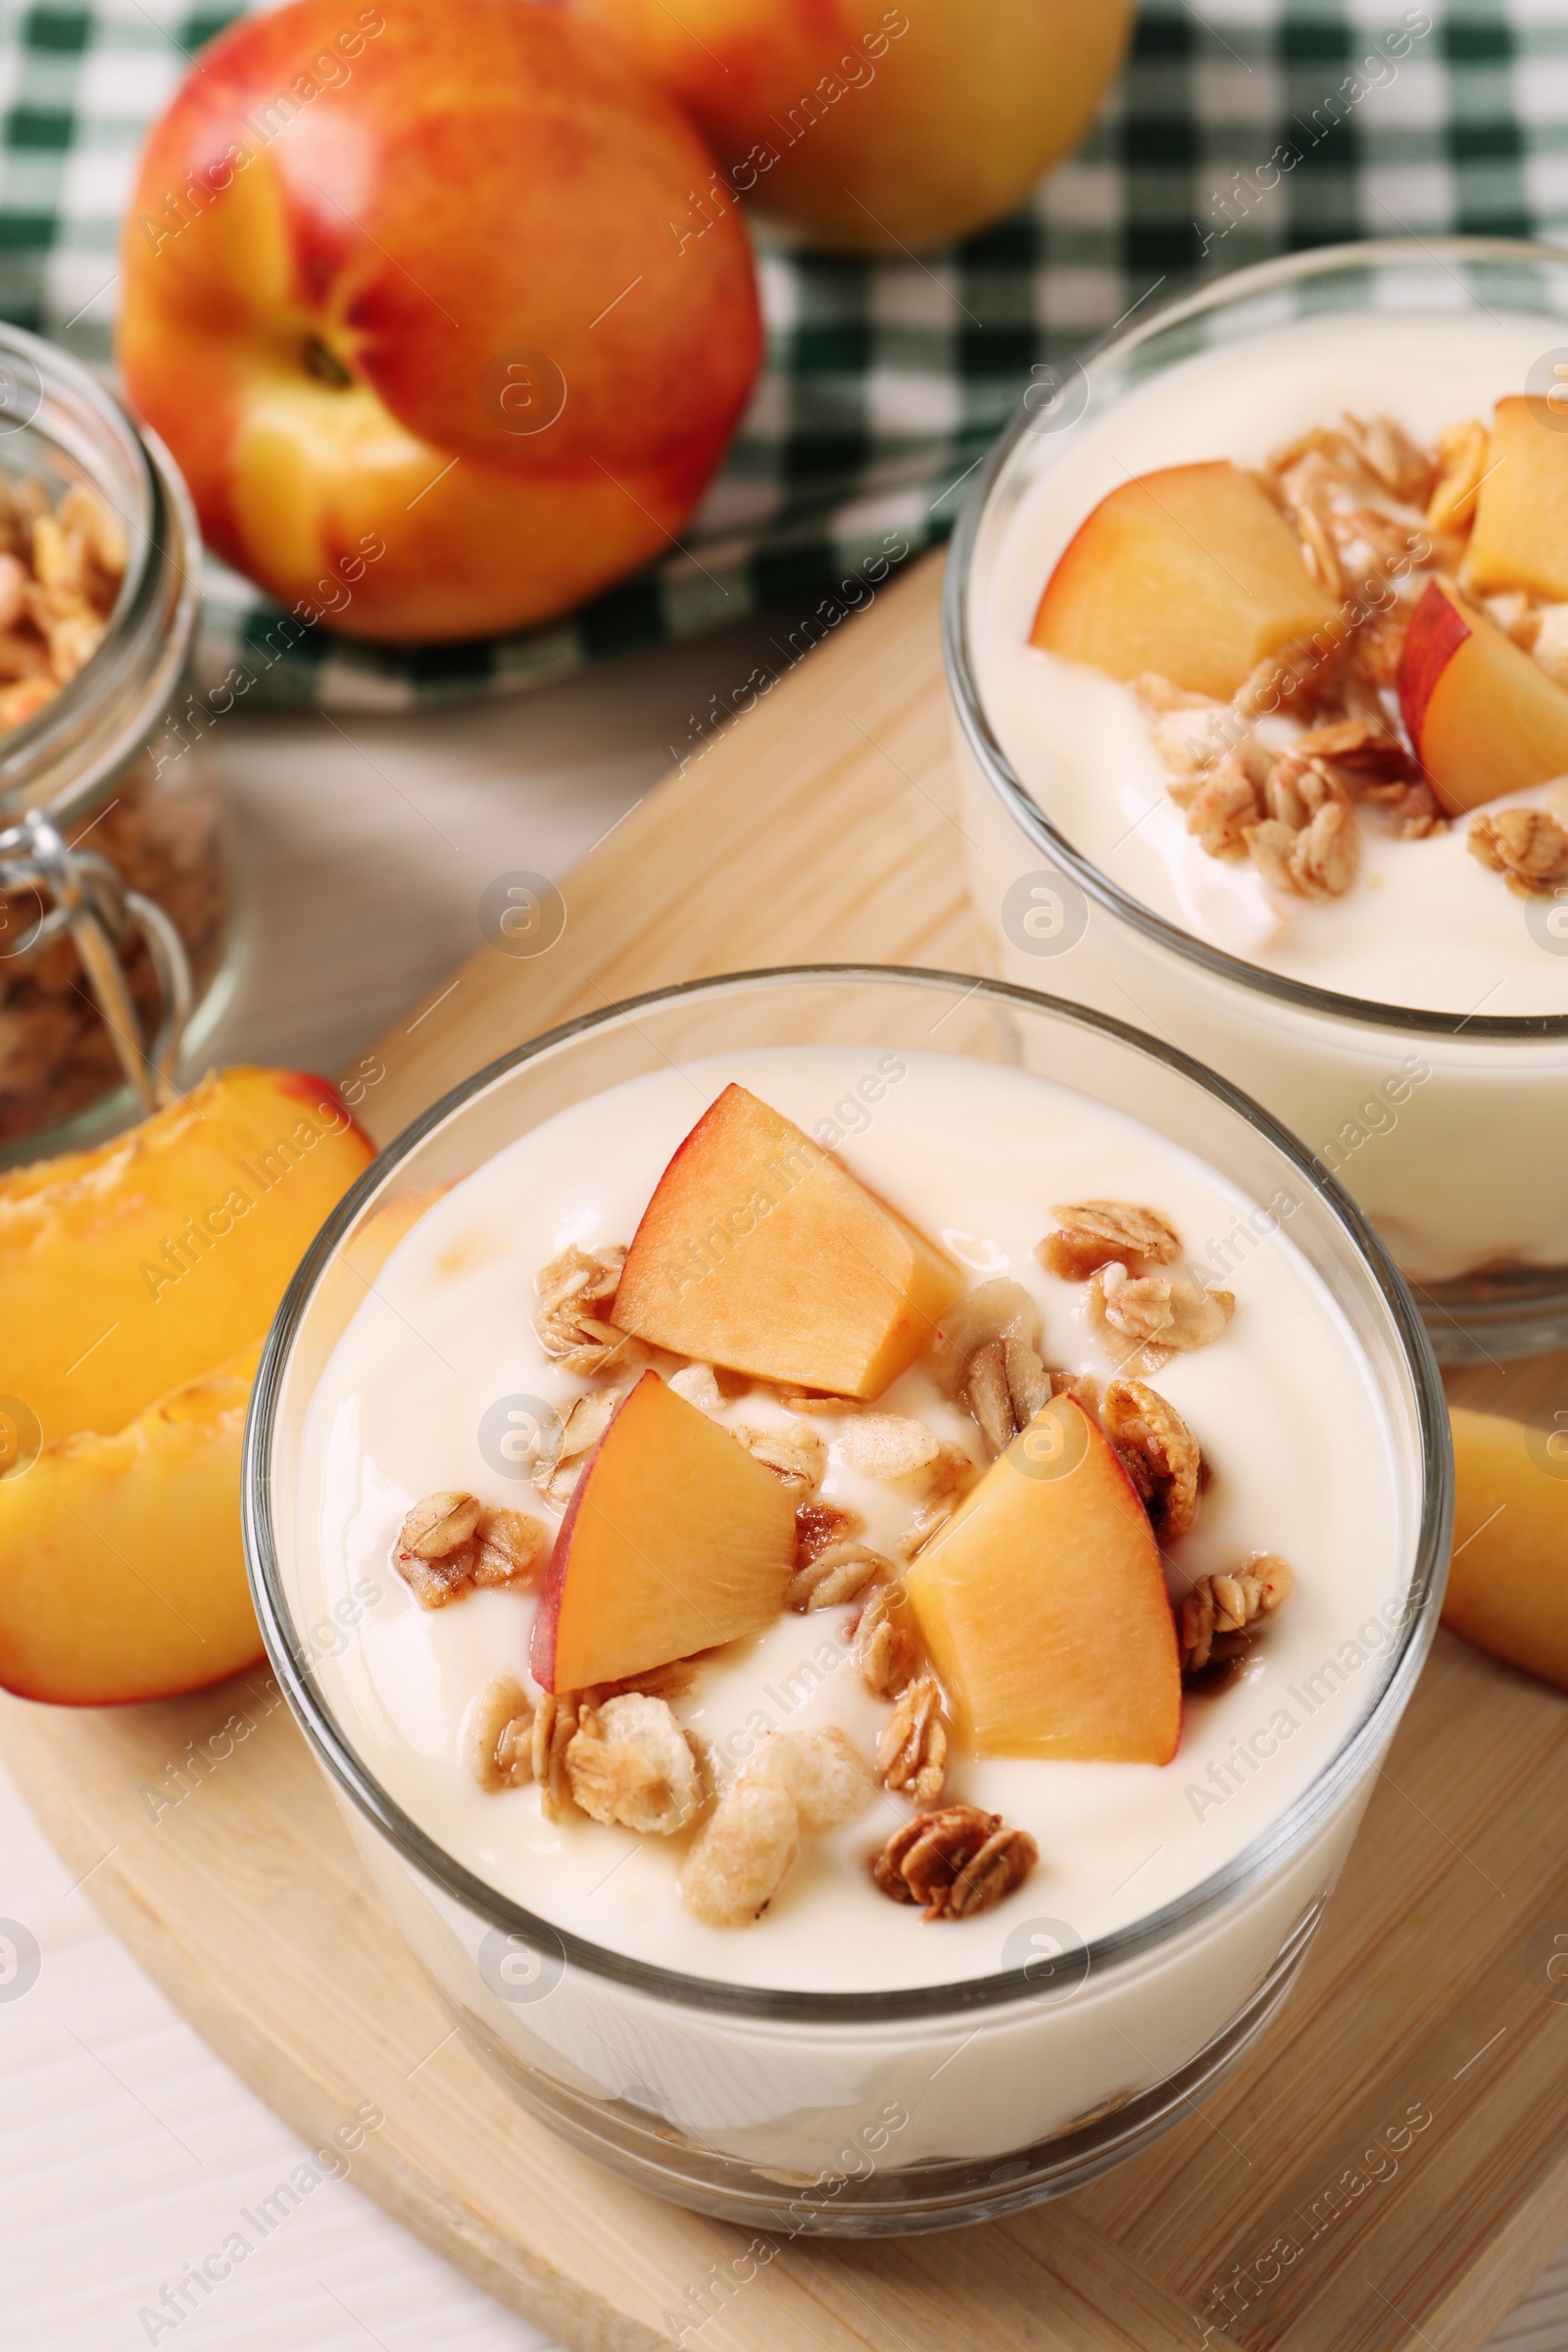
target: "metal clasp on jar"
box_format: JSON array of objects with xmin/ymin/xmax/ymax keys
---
[{"xmin": 0, "ymin": 806, "xmax": 191, "ymax": 1111}]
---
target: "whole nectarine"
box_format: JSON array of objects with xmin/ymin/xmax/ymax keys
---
[
  {"xmin": 117, "ymin": 0, "xmax": 762, "ymax": 642},
  {"xmin": 568, "ymin": 0, "xmax": 1134, "ymax": 252}
]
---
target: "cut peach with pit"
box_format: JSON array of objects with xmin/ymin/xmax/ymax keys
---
[
  {"xmin": 0, "ymin": 1064, "xmax": 373, "ymax": 1444},
  {"xmin": 1397, "ymin": 577, "xmax": 1568, "ymax": 816},
  {"xmin": 905, "ymin": 1396, "xmax": 1181, "ymax": 1762},
  {"xmin": 1030, "ymin": 460, "xmax": 1337, "ymax": 702},
  {"xmin": 1465, "ymin": 397, "xmax": 1568, "ymax": 603},
  {"xmin": 1445, "ymin": 1405, "xmax": 1568, "ymax": 1688},
  {"xmin": 612, "ymin": 1084, "xmax": 963, "ymax": 1399},
  {"xmin": 0, "ymin": 1341, "xmax": 265, "ymax": 1704},
  {"xmin": 530, "ymin": 1370, "xmax": 796, "ymax": 1691}
]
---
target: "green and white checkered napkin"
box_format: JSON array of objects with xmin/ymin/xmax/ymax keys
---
[{"xmin": 0, "ymin": 0, "xmax": 1562, "ymax": 709}]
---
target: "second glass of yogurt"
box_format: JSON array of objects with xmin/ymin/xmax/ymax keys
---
[
  {"xmin": 948, "ymin": 239, "xmax": 1568, "ymax": 1360},
  {"xmin": 245, "ymin": 967, "xmax": 1447, "ymax": 2231}
]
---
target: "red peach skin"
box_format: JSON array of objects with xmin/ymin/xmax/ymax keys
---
[{"xmin": 117, "ymin": 0, "xmax": 762, "ymax": 642}]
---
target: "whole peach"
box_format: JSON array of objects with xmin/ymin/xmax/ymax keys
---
[
  {"xmin": 568, "ymin": 0, "xmax": 1135, "ymax": 253},
  {"xmin": 117, "ymin": 0, "xmax": 762, "ymax": 642}
]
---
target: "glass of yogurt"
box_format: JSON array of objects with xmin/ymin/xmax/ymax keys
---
[
  {"xmin": 948, "ymin": 238, "xmax": 1568, "ymax": 1361},
  {"xmin": 245, "ymin": 966, "xmax": 1448, "ymax": 2232}
]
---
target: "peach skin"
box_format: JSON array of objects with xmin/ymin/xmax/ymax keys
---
[
  {"xmin": 117, "ymin": 0, "xmax": 762, "ymax": 642},
  {"xmin": 567, "ymin": 0, "xmax": 1134, "ymax": 252}
]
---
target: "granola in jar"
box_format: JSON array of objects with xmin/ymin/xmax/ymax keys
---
[{"xmin": 0, "ymin": 335, "xmax": 228, "ymax": 1153}]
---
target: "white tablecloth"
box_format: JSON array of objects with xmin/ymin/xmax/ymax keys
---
[{"xmin": 3, "ymin": 616, "xmax": 1566, "ymax": 2349}]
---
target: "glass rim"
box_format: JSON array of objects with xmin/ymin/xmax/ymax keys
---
[
  {"xmin": 243, "ymin": 963, "xmax": 1453, "ymax": 2025},
  {"xmin": 943, "ymin": 233, "xmax": 1568, "ymax": 1046},
  {"xmin": 0, "ymin": 321, "xmax": 200, "ymax": 830}
]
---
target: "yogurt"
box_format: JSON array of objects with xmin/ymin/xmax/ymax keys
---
[
  {"xmin": 297, "ymin": 1047, "xmax": 1406, "ymax": 1997},
  {"xmin": 977, "ymin": 309, "xmax": 1563, "ymax": 1017},
  {"xmin": 954, "ymin": 282, "xmax": 1568, "ymax": 1307}
]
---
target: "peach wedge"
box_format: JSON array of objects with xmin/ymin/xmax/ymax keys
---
[
  {"xmin": 1465, "ymin": 396, "xmax": 1568, "ymax": 604},
  {"xmin": 1397, "ymin": 578, "xmax": 1568, "ymax": 816},
  {"xmin": 905, "ymin": 1396, "xmax": 1181, "ymax": 1763},
  {"xmin": 1445, "ymin": 1405, "xmax": 1568, "ymax": 1689},
  {"xmin": 0, "ymin": 1063, "xmax": 373, "ymax": 1444},
  {"xmin": 0, "ymin": 1341, "xmax": 265, "ymax": 1704},
  {"xmin": 531, "ymin": 1371, "xmax": 796, "ymax": 1691},
  {"xmin": 1031, "ymin": 461, "xmax": 1336, "ymax": 703},
  {"xmin": 613, "ymin": 1084, "xmax": 963, "ymax": 1398}
]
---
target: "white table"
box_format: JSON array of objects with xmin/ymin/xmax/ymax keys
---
[{"xmin": 3, "ymin": 614, "xmax": 1566, "ymax": 2349}]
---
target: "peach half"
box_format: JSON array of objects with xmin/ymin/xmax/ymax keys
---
[
  {"xmin": 0, "ymin": 1342, "xmax": 265, "ymax": 1704},
  {"xmin": 0, "ymin": 1063, "xmax": 374, "ymax": 1705},
  {"xmin": 612, "ymin": 1084, "xmax": 963, "ymax": 1399},
  {"xmin": 905, "ymin": 1396, "xmax": 1181, "ymax": 1763},
  {"xmin": 0, "ymin": 1064, "xmax": 373, "ymax": 1445},
  {"xmin": 1030, "ymin": 461, "xmax": 1337, "ymax": 703}
]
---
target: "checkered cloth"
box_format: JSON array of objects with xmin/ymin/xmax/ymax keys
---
[{"xmin": 0, "ymin": 0, "xmax": 1561, "ymax": 709}]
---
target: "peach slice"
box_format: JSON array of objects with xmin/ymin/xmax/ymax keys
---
[
  {"xmin": 1396, "ymin": 578, "xmax": 1568, "ymax": 816},
  {"xmin": 905, "ymin": 1396, "xmax": 1180, "ymax": 1762},
  {"xmin": 0, "ymin": 1064, "xmax": 373, "ymax": 1444},
  {"xmin": 0, "ymin": 1341, "xmax": 265, "ymax": 1704},
  {"xmin": 1445, "ymin": 1405, "xmax": 1568, "ymax": 1688},
  {"xmin": 530, "ymin": 1370, "xmax": 796, "ymax": 1691},
  {"xmin": 612, "ymin": 1084, "xmax": 963, "ymax": 1399},
  {"xmin": 1465, "ymin": 397, "xmax": 1568, "ymax": 604},
  {"xmin": 1030, "ymin": 461, "xmax": 1337, "ymax": 703}
]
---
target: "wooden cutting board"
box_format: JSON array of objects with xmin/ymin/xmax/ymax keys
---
[{"xmin": 4, "ymin": 549, "xmax": 1566, "ymax": 2352}]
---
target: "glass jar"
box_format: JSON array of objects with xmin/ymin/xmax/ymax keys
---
[
  {"xmin": 244, "ymin": 966, "xmax": 1448, "ymax": 2233},
  {"xmin": 945, "ymin": 238, "xmax": 1568, "ymax": 1362},
  {"xmin": 0, "ymin": 323, "xmax": 229, "ymax": 1159}
]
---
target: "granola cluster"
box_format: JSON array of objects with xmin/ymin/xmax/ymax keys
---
[
  {"xmin": 787, "ymin": 1538, "xmax": 886, "ymax": 1612},
  {"xmin": 1102, "ymin": 1378, "xmax": 1201, "ymax": 1540},
  {"xmin": 393, "ymin": 1492, "xmax": 547, "ymax": 1608},
  {"xmin": 402, "ymin": 1182, "xmax": 1297, "ymax": 1940},
  {"xmin": 876, "ymin": 1675, "xmax": 948, "ymax": 1806},
  {"xmin": 1468, "ymin": 801, "xmax": 1568, "ymax": 899},
  {"xmin": 466, "ymin": 1677, "xmax": 709, "ymax": 1833},
  {"xmin": 1039, "ymin": 1202, "xmax": 1235, "ymax": 1378},
  {"xmin": 1177, "ymin": 1556, "xmax": 1296, "ymax": 1683},
  {"xmin": 533, "ymin": 1244, "xmax": 643, "ymax": 1379},
  {"xmin": 682, "ymin": 1727, "xmax": 872, "ymax": 1926},
  {"xmin": 873, "ymin": 1806, "xmax": 1039, "ymax": 1921},
  {"xmin": 0, "ymin": 476, "xmax": 126, "ymax": 728}
]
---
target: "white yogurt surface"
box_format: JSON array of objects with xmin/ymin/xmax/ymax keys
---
[
  {"xmin": 297, "ymin": 1048, "xmax": 1407, "ymax": 1996},
  {"xmin": 978, "ymin": 308, "xmax": 1568, "ymax": 1018}
]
